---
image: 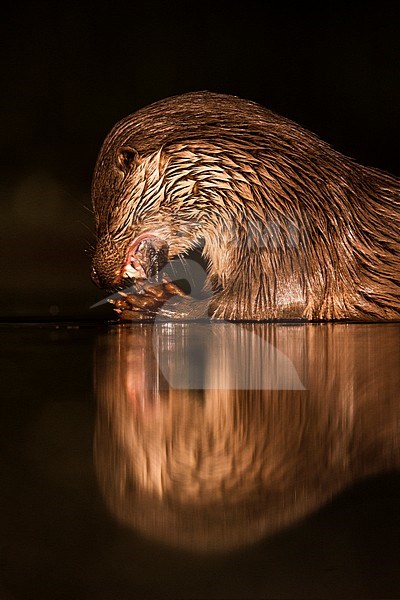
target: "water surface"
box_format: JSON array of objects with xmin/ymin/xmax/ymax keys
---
[{"xmin": 1, "ymin": 321, "xmax": 399, "ymax": 599}]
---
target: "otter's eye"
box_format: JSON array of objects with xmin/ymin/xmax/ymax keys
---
[{"xmin": 117, "ymin": 146, "xmax": 138, "ymax": 171}]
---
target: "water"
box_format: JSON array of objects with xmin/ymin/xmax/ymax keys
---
[{"xmin": 0, "ymin": 321, "xmax": 399, "ymax": 599}]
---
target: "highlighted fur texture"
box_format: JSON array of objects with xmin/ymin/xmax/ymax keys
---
[{"xmin": 92, "ymin": 92, "xmax": 400, "ymax": 321}]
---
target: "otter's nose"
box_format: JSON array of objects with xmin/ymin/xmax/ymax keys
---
[
  {"xmin": 91, "ymin": 236, "xmax": 127, "ymax": 289},
  {"xmin": 90, "ymin": 260, "xmax": 124, "ymax": 290}
]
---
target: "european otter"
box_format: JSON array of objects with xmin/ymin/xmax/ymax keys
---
[{"xmin": 91, "ymin": 91, "xmax": 400, "ymax": 321}]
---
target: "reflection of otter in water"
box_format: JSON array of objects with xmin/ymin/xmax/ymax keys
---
[
  {"xmin": 91, "ymin": 92, "xmax": 400, "ymax": 320},
  {"xmin": 94, "ymin": 324, "xmax": 400, "ymax": 553}
]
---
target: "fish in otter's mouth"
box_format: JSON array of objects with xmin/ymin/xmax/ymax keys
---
[
  {"xmin": 103, "ymin": 235, "xmax": 189, "ymax": 320},
  {"xmin": 122, "ymin": 234, "xmax": 169, "ymax": 282}
]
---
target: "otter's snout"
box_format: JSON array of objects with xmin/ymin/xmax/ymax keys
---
[
  {"xmin": 91, "ymin": 233, "xmax": 170, "ymax": 290},
  {"xmin": 90, "ymin": 260, "xmax": 123, "ymax": 290},
  {"xmin": 91, "ymin": 237, "xmax": 126, "ymax": 290}
]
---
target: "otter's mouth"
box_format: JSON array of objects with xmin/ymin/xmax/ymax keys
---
[{"xmin": 122, "ymin": 234, "xmax": 169, "ymax": 282}]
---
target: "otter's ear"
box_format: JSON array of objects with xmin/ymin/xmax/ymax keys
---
[{"xmin": 116, "ymin": 146, "xmax": 139, "ymax": 171}]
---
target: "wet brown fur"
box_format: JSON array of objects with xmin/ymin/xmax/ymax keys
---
[{"xmin": 92, "ymin": 91, "xmax": 400, "ymax": 320}]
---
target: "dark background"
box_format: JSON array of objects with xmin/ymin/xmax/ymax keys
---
[{"xmin": 1, "ymin": 2, "xmax": 400, "ymax": 319}]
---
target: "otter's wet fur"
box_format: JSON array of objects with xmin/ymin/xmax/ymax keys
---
[{"xmin": 91, "ymin": 91, "xmax": 400, "ymax": 321}]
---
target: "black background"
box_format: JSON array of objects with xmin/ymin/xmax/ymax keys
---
[
  {"xmin": 1, "ymin": 7, "xmax": 400, "ymax": 599},
  {"xmin": 1, "ymin": 2, "xmax": 400, "ymax": 318}
]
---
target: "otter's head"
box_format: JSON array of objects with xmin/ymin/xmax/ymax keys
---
[
  {"xmin": 90, "ymin": 109, "xmax": 257, "ymax": 294},
  {"xmin": 91, "ymin": 134, "xmax": 212, "ymax": 290}
]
